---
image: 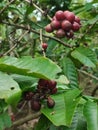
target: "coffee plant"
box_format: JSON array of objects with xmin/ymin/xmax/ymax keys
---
[{"xmin": 0, "ymin": 0, "xmax": 98, "ymax": 130}]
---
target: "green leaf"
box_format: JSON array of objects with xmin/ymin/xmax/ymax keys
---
[
  {"xmin": 61, "ymin": 57, "xmax": 78, "ymax": 88},
  {"xmin": 71, "ymin": 47, "xmax": 97, "ymax": 68},
  {"xmin": 64, "ymin": 89, "xmax": 81, "ymax": 126},
  {"xmin": 0, "ymin": 112, "xmax": 12, "ymax": 130},
  {"xmin": 0, "ymin": 56, "xmax": 61, "ymax": 80},
  {"xmin": 83, "ymin": 101, "xmax": 98, "ymax": 130},
  {"xmin": 41, "ymin": 89, "xmax": 81, "ymax": 126},
  {"xmin": 34, "ymin": 115, "xmax": 51, "ymax": 130},
  {"xmin": 0, "ymin": 71, "xmax": 22, "ymax": 104}
]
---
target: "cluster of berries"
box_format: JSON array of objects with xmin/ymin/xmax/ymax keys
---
[
  {"xmin": 23, "ymin": 79, "xmax": 57, "ymax": 111},
  {"xmin": 45, "ymin": 10, "xmax": 81, "ymax": 38}
]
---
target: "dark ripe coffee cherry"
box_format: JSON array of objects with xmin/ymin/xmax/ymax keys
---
[
  {"xmin": 56, "ymin": 29, "xmax": 65, "ymax": 38},
  {"xmin": 55, "ymin": 10, "xmax": 65, "ymax": 21},
  {"xmin": 75, "ymin": 16, "xmax": 80, "ymax": 24},
  {"xmin": 38, "ymin": 79, "xmax": 48, "ymax": 87},
  {"xmin": 45, "ymin": 24, "xmax": 53, "ymax": 33},
  {"xmin": 66, "ymin": 30, "xmax": 74, "ymax": 38},
  {"xmin": 61, "ymin": 20, "xmax": 72, "ymax": 31},
  {"xmin": 64, "ymin": 11, "xmax": 75, "ymax": 23},
  {"xmin": 24, "ymin": 91, "xmax": 34, "ymax": 100},
  {"xmin": 51, "ymin": 87, "xmax": 57, "ymax": 94},
  {"xmin": 48, "ymin": 80, "xmax": 57, "ymax": 90},
  {"xmin": 42, "ymin": 43, "xmax": 48, "ymax": 50},
  {"xmin": 31, "ymin": 100, "xmax": 41, "ymax": 111},
  {"xmin": 47, "ymin": 97, "xmax": 55, "ymax": 108},
  {"xmin": 51, "ymin": 20, "xmax": 61, "ymax": 30},
  {"xmin": 72, "ymin": 22, "xmax": 80, "ymax": 31},
  {"xmin": 52, "ymin": 16, "xmax": 57, "ymax": 21}
]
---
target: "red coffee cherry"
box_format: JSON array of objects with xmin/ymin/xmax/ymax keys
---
[
  {"xmin": 75, "ymin": 16, "xmax": 80, "ymax": 24},
  {"xmin": 72, "ymin": 22, "xmax": 80, "ymax": 31},
  {"xmin": 51, "ymin": 20, "xmax": 61, "ymax": 30},
  {"xmin": 42, "ymin": 43, "xmax": 48, "ymax": 50},
  {"xmin": 45, "ymin": 24, "xmax": 53, "ymax": 33},
  {"xmin": 51, "ymin": 87, "xmax": 57, "ymax": 94},
  {"xmin": 55, "ymin": 10, "xmax": 65, "ymax": 21},
  {"xmin": 47, "ymin": 97, "xmax": 55, "ymax": 108},
  {"xmin": 61, "ymin": 20, "xmax": 72, "ymax": 31},
  {"xmin": 64, "ymin": 11, "xmax": 75, "ymax": 23},
  {"xmin": 56, "ymin": 29, "xmax": 66, "ymax": 38}
]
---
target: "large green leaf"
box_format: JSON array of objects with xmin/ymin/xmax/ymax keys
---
[
  {"xmin": 83, "ymin": 101, "xmax": 98, "ymax": 130},
  {"xmin": 0, "ymin": 112, "xmax": 12, "ymax": 130},
  {"xmin": 0, "ymin": 71, "xmax": 22, "ymax": 104},
  {"xmin": 0, "ymin": 56, "xmax": 61, "ymax": 80},
  {"xmin": 41, "ymin": 89, "xmax": 81, "ymax": 126},
  {"xmin": 61, "ymin": 57, "xmax": 78, "ymax": 88},
  {"xmin": 71, "ymin": 47, "xmax": 97, "ymax": 68}
]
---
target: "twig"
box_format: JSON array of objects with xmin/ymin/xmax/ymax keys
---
[
  {"xmin": 3, "ymin": 30, "xmax": 29, "ymax": 56},
  {"xmin": 1, "ymin": 21, "xmax": 73, "ymax": 48},
  {"xmin": 0, "ymin": 0, "xmax": 15, "ymax": 14},
  {"xmin": 79, "ymin": 19, "xmax": 98, "ymax": 42},
  {"xmin": 91, "ymin": 86, "xmax": 98, "ymax": 96},
  {"xmin": 78, "ymin": 69, "xmax": 98, "ymax": 81},
  {"xmin": 40, "ymin": 29, "xmax": 46, "ymax": 57},
  {"xmin": 25, "ymin": 0, "xmax": 52, "ymax": 21},
  {"xmin": 11, "ymin": 111, "xmax": 41, "ymax": 128}
]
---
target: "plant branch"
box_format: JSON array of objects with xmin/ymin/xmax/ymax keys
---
[
  {"xmin": 1, "ymin": 21, "xmax": 73, "ymax": 48},
  {"xmin": 79, "ymin": 19, "xmax": 98, "ymax": 42},
  {"xmin": 25, "ymin": 0, "xmax": 52, "ymax": 21},
  {"xmin": 78, "ymin": 69, "xmax": 98, "ymax": 81},
  {"xmin": 11, "ymin": 111, "xmax": 41, "ymax": 128},
  {"xmin": 2, "ymin": 30, "xmax": 29, "ymax": 56},
  {"xmin": 0, "ymin": 0, "xmax": 15, "ymax": 14}
]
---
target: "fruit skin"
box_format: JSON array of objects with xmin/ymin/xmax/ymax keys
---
[
  {"xmin": 55, "ymin": 10, "xmax": 65, "ymax": 21},
  {"xmin": 47, "ymin": 97, "xmax": 55, "ymax": 108},
  {"xmin": 48, "ymin": 80, "xmax": 57, "ymax": 90},
  {"xmin": 45, "ymin": 24, "xmax": 53, "ymax": 33},
  {"xmin": 56, "ymin": 29, "xmax": 65, "ymax": 38},
  {"xmin": 51, "ymin": 20, "xmax": 61, "ymax": 30},
  {"xmin": 42, "ymin": 43, "xmax": 48, "ymax": 50},
  {"xmin": 66, "ymin": 30, "xmax": 74, "ymax": 38},
  {"xmin": 31, "ymin": 100, "xmax": 41, "ymax": 111},
  {"xmin": 24, "ymin": 91, "xmax": 34, "ymax": 100},
  {"xmin": 51, "ymin": 87, "xmax": 57, "ymax": 94},
  {"xmin": 72, "ymin": 22, "xmax": 80, "ymax": 31},
  {"xmin": 75, "ymin": 16, "xmax": 80, "ymax": 24},
  {"xmin": 64, "ymin": 11, "xmax": 75, "ymax": 23},
  {"xmin": 61, "ymin": 20, "xmax": 72, "ymax": 31}
]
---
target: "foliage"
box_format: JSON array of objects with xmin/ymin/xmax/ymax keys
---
[{"xmin": 0, "ymin": 0, "xmax": 98, "ymax": 130}]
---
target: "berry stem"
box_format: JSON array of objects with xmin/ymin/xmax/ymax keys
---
[{"xmin": 40, "ymin": 29, "xmax": 46, "ymax": 57}]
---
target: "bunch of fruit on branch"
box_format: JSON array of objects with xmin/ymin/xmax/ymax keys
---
[
  {"xmin": 23, "ymin": 79, "xmax": 57, "ymax": 111},
  {"xmin": 45, "ymin": 10, "xmax": 81, "ymax": 38}
]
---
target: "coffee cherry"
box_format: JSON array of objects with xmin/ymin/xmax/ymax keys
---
[
  {"xmin": 45, "ymin": 24, "xmax": 53, "ymax": 33},
  {"xmin": 56, "ymin": 29, "xmax": 65, "ymax": 38},
  {"xmin": 55, "ymin": 10, "xmax": 65, "ymax": 21},
  {"xmin": 51, "ymin": 20, "xmax": 61, "ymax": 30},
  {"xmin": 51, "ymin": 87, "xmax": 57, "ymax": 94},
  {"xmin": 66, "ymin": 30, "xmax": 74, "ymax": 38},
  {"xmin": 75, "ymin": 16, "xmax": 80, "ymax": 24},
  {"xmin": 47, "ymin": 97, "xmax": 55, "ymax": 108},
  {"xmin": 72, "ymin": 22, "xmax": 80, "ymax": 31},
  {"xmin": 31, "ymin": 100, "xmax": 41, "ymax": 111},
  {"xmin": 24, "ymin": 91, "xmax": 34, "ymax": 100},
  {"xmin": 38, "ymin": 79, "xmax": 48, "ymax": 87},
  {"xmin": 48, "ymin": 80, "xmax": 57, "ymax": 90},
  {"xmin": 64, "ymin": 11, "xmax": 75, "ymax": 23},
  {"xmin": 61, "ymin": 20, "xmax": 72, "ymax": 31},
  {"xmin": 52, "ymin": 16, "xmax": 57, "ymax": 21},
  {"xmin": 10, "ymin": 114, "xmax": 15, "ymax": 122},
  {"xmin": 42, "ymin": 43, "xmax": 48, "ymax": 50}
]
